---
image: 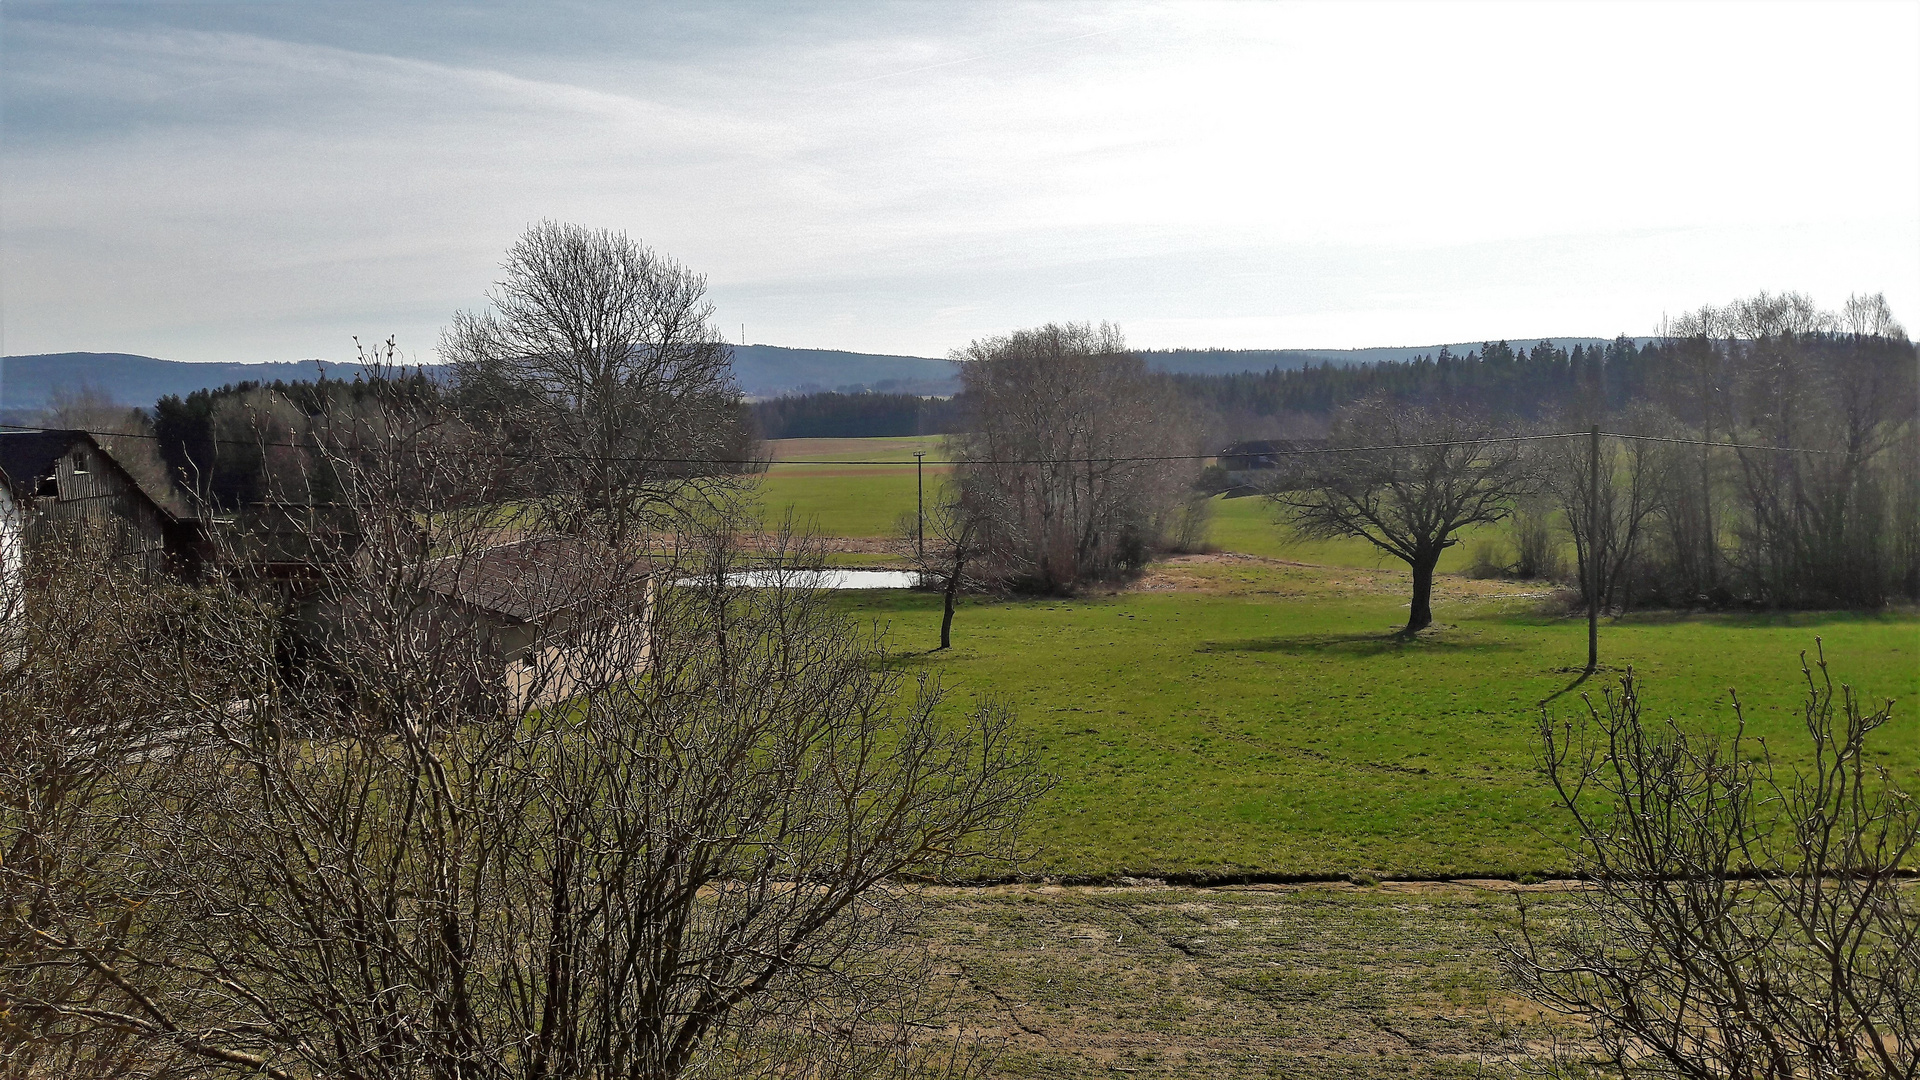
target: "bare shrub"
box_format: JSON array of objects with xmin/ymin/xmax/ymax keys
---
[
  {"xmin": 0, "ymin": 532, "xmax": 277, "ymax": 1079},
  {"xmin": 1161, "ymin": 491, "xmax": 1216, "ymax": 555},
  {"xmin": 1504, "ymin": 646, "xmax": 1918, "ymax": 1078},
  {"xmin": 1510, "ymin": 500, "xmax": 1563, "ymax": 582},
  {"xmin": 1465, "ymin": 538, "xmax": 1513, "ymax": 580}
]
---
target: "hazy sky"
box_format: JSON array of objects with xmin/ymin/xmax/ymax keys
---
[{"xmin": 4, "ymin": 1, "xmax": 1916, "ymax": 362}]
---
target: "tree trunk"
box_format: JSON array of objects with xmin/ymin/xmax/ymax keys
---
[
  {"xmin": 940, "ymin": 577, "xmax": 958, "ymax": 649},
  {"xmin": 1406, "ymin": 554, "xmax": 1438, "ymax": 634}
]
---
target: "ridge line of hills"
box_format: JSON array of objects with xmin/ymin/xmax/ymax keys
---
[{"xmin": 0, "ymin": 339, "xmax": 1637, "ymax": 414}]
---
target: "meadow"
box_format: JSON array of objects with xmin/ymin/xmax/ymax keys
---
[
  {"xmin": 755, "ymin": 435, "xmax": 951, "ymax": 547},
  {"xmin": 753, "ymin": 438, "xmax": 1920, "ymax": 881}
]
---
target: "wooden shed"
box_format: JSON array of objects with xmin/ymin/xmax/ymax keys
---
[{"xmin": 418, "ymin": 535, "xmax": 654, "ymax": 715}]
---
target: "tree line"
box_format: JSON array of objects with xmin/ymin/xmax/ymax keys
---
[
  {"xmin": 1169, "ymin": 336, "xmax": 1657, "ymax": 426},
  {"xmin": 749, "ymin": 391, "xmax": 962, "ymax": 440},
  {"xmin": 1231, "ymin": 294, "xmax": 1918, "ymax": 617}
]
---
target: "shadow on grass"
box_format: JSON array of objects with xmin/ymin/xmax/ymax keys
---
[
  {"xmin": 1537, "ymin": 669, "xmax": 1596, "ymax": 707},
  {"xmin": 1195, "ymin": 630, "xmax": 1519, "ymax": 657}
]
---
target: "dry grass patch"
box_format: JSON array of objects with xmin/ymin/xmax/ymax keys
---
[{"xmin": 921, "ymin": 882, "xmax": 1585, "ymax": 1079}]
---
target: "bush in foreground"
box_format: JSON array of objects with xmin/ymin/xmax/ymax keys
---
[{"xmin": 1506, "ymin": 645, "xmax": 1916, "ymax": 1078}]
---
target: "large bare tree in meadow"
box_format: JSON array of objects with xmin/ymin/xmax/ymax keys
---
[{"xmin": 1269, "ymin": 399, "xmax": 1529, "ymax": 634}]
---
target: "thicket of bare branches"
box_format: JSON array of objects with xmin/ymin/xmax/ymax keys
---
[
  {"xmin": 0, "ymin": 533, "xmax": 279, "ymax": 1078},
  {"xmin": 1267, "ymin": 399, "xmax": 1531, "ymax": 633},
  {"xmin": 949, "ymin": 322, "xmax": 1201, "ymax": 593},
  {"xmin": 3, "ymin": 324, "xmax": 1042, "ymax": 1077},
  {"xmin": 1631, "ymin": 294, "xmax": 1917, "ymax": 609},
  {"xmin": 1505, "ymin": 648, "xmax": 1918, "ymax": 1079}
]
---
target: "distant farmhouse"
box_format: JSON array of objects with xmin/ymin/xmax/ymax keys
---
[
  {"xmin": 0, "ymin": 428, "xmax": 652, "ymax": 715},
  {"xmin": 1217, "ymin": 438, "xmax": 1328, "ymax": 491}
]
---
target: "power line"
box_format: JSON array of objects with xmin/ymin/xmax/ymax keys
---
[{"xmin": 1602, "ymin": 431, "xmax": 1842, "ymax": 455}]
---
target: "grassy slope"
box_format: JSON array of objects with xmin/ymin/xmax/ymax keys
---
[{"xmin": 756, "ymin": 437, "xmax": 1920, "ymax": 879}]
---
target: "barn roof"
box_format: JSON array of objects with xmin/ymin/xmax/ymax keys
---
[
  {"xmin": 0, "ymin": 429, "xmax": 83, "ymax": 495},
  {"xmin": 0, "ymin": 428, "xmax": 196, "ymax": 521},
  {"xmin": 421, "ymin": 535, "xmax": 649, "ymax": 623}
]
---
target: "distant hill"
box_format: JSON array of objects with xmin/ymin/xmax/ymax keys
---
[
  {"xmin": 0, "ymin": 339, "xmax": 1640, "ymax": 415},
  {"xmin": 0, "ymin": 353, "xmax": 342, "ymax": 416},
  {"xmin": 0, "ymin": 346, "xmax": 960, "ymax": 413},
  {"xmin": 726, "ymin": 345, "xmax": 956, "ymax": 396}
]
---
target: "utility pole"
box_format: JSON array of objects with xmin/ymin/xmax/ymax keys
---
[
  {"xmin": 914, "ymin": 451, "xmax": 926, "ymax": 557},
  {"xmin": 1586, "ymin": 426, "xmax": 1601, "ymax": 674}
]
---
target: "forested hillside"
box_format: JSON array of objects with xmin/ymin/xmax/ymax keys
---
[{"xmin": 0, "ymin": 344, "xmax": 956, "ymax": 414}]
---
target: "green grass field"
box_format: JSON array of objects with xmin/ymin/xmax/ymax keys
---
[
  {"xmin": 754, "ymin": 438, "xmax": 1499, "ymax": 571},
  {"xmin": 754, "ymin": 436, "xmax": 950, "ymax": 540},
  {"xmin": 752, "ymin": 438, "xmax": 1920, "ymax": 880},
  {"xmin": 845, "ymin": 562, "xmax": 1918, "ymax": 880},
  {"xmin": 1206, "ymin": 493, "xmax": 1504, "ymax": 573}
]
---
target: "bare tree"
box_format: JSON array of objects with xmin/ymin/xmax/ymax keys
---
[
  {"xmin": 1268, "ymin": 399, "xmax": 1529, "ymax": 634},
  {"xmin": 951, "ymin": 322, "xmax": 1198, "ymax": 592},
  {"xmin": 896, "ymin": 488, "xmax": 986, "ymax": 651},
  {"xmin": 442, "ymin": 221, "xmax": 754, "ymax": 546},
  {"xmin": 1648, "ymin": 291, "xmax": 1916, "ymax": 609},
  {"xmin": 1505, "ymin": 646, "xmax": 1918, "ymax": 1079},
  {"xmin": 0, "ymin": 531, "xmax": 277, "ymax": 1079},
  {"xmin": 1841, "ymin": 292, "xmax": 1906, "ymax": 339},
  {"xmin": 1541, "ymin": 409, "xmax": 1671, "ymax": 612}
]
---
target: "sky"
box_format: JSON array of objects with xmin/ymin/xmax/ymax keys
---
[{"xmin": 3, "ymin": 1, "xmax": 1917, "ymax": 363}]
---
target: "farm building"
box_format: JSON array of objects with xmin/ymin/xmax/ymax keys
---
[
  {"xmin": 417, "ymin": 534, "xmax": 655, "ymax": 716},
  {"xmin": 0, "ymin": 429, "xmax": 202, "ymax": 579},
  {"xmin": 1217, "ymin": 438, "xmax": 1328, "ymax": 490}
]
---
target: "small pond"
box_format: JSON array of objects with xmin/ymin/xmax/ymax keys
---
[{"xmin": 676, "ymin": 569, "xmax": 924, "ymax": 590}]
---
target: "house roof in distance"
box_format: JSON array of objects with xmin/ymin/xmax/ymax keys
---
[
  {"xmin": 0, "ymin": 429, "xmax": 82, "ymax": 496},
  {"xmin": 422, "ymin": 535, "xmax": 649, "ymax": 624}
]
